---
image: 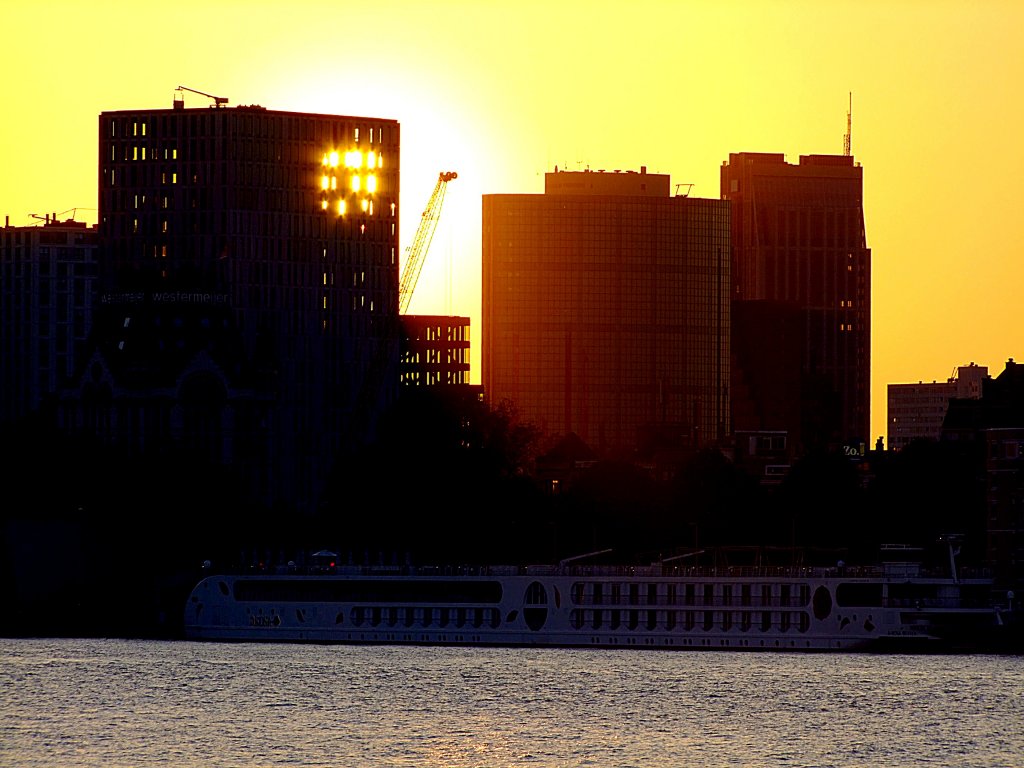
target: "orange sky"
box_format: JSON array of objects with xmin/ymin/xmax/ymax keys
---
[{"xmin": 2, "ymin": 0, "xmax": 1022, "ymax": 445}]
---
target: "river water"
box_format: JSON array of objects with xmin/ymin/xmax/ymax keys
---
[{"xmin": 2, "ymin": 638, "xmax": 1022, "ymax": 767}]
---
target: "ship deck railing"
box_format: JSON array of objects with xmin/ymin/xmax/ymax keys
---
[{"xmin": 227, "ymin": 562, "xmax": 992, "ymax": 582}]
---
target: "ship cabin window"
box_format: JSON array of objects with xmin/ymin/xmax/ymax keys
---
[
  {"xmin": 611, "ymin": 584, "xmax": 621, "ymax": 605},
  {"xmin": 740, "ymin": 611, "xmax": 752, "ymax": 632},
  {"xmin": 629, "ymin": 584, "xmax": 639, "ymax": 605},
  {"xmin": 647, "ymin": 584, "xmax": 658, "ymax": 606},
  {"xmin": 722, "ymin": 585, "xmax": 733, "ymax": 606},
  {"xmin": 741, "ymin": 584, "xmax": 752, "ymax": 606},
  {"xmin": 572, "ymin": 611, "xmax": 584, "ymax": 630},
  {"xmin": 592, "ymin": 610, "xmax": 602, "ymax": 630},
  {"xmin": 721, "ymin": 611, "xmax": 732, "ymax": 631},
  {"xmin": 703, "ymin": 611, "xmax": 714, "ymax": 631},
  {"xmin": 490, "ymin": 609, "xmax": 501, "ymax": 628},
  {"xmin": 627, "ymin": 610, "xmax": 639, "ymax": 630},
  {"xmin": 667, "ymin": 585, "xmax": 677, "ymax": 605},
  {"xmin": 761, "ymin": 611, "xmax": 772, "ymax": 632},
  {"xmin": 610, "ymin": 610, "xmax": 621, "ymax": 630},
  {"xmin": 593, "ymin": 583, "xmax": 603, "ymax": 605},
  {"xmin": 666, "ymin": 611, "xmax": 677, "ymax": 630},
  {"xmin": 704, "ymin": 585, "xmax": 714, "ymax": 607},
  {"xmin": 572, "ymin": 583, "xmax": 585, "ymax": 604},
  {"xmin": 685, "ymin": 584, "xmax": 695, "ymax": 606},
  {"xmin": 684, "ymin": 611, "xmax": 695, "ymax": 631},
  {"xmin": 647, "ymin": 611, "xmax": 658, "ymax": 631}
]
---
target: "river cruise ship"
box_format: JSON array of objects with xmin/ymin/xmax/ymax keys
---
[{"xmin": 184, "ymin": 546, "xmax": 1017, "ymax": 652}]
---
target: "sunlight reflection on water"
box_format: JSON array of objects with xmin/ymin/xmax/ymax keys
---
[{"xmin": 2, "ymin": 639, "xmax": 1022, "ymax": 767}]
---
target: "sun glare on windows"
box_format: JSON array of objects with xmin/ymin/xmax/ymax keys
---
[{"xmin": 319, "ymin": 140, "xmax": 383, "ymax": 216}]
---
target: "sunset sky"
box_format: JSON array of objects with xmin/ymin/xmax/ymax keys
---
[{"xmin": 3, "ymin": 0, "xmax": 1022, "ymax": 444}]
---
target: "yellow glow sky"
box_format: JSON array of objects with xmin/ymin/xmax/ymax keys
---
[{"xmin": 3, "ymin": 0, "xmax": 1022, "ymax": 444}]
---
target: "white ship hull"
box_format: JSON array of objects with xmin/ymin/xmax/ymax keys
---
[{"xmin": 184, "ymin": 563, "xmax": 1009, "ymax": 652}]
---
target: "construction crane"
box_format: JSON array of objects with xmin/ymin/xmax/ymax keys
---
[
  {"xmin": 398, "ymin": 171, "xmax": 457, "ymax": 314},
  {"xmin": 174, "ymin": 85, "xmax": 229, "ymax": 109}
]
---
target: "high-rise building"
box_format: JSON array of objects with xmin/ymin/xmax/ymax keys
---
[
  {"xmin": 482, "ymin": 167, "xmax": 730, "ymax": 459},
  {"xmin": 887, "ymin": 363, "xmax": 988, "ymax": 452},
  {"xmin": 1, "ymin": 217, "xmax": 98, "ymax": 425},
  {"xmin": 722, "ymin": 152, "xmax": 871, "ymax": 453},
  {"xmin": 62, "ymin": 98, "xmax": 401, "ymax": 514}
]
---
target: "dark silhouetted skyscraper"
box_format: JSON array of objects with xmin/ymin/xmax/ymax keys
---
[
  {"xmin": 483, "ymin": 167, "xmax": 730, "ymax": 459},
  {"xmin": 64, "ymin": 100, "xmax": 401, "ymax": 514},
  {"xmin": 722, "ymin": 152, "xmax": 870, "ymax": 454},
  {"xmin": 1, "ymin": 217, "xmax": 98, "ymax": 425}
]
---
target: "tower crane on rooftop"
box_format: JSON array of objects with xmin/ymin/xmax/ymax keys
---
[
  {"xmin": 174, "ymin": 85, "xmax": 229, "ymax": 109},
  {"xmin": 399, "ymin": 171, "xmax": 457, "ymax": 314}
]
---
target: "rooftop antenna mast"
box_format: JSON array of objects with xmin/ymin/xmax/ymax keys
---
[{"xmin": 843, "ymin": 92, "xmax": 852, "ymax": 156}]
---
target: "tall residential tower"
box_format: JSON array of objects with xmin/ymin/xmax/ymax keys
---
[{"xmin": 63, "ymin": 97, "xmax": 401, "ymax": 514}]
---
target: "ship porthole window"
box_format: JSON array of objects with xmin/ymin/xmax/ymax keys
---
[{"xmin": 812, "ymin": 586, "xmax": 833, "ymax": 620}]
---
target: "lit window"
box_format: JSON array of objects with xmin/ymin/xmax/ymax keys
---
[
  {"xmin": 366, "ymin": 175, "xmax": 377, "ymax": 194},
  {"xmin": 351, "ymin": 175, "xmax": 361, "ymax": 193}
]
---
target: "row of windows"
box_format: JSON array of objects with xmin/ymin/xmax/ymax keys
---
[
  {"xmin": 570, "ymin": 609, "xmax": 813, "ymax": 633},
  {"xmin": 106, "ymin": 113, "xmax": 396, "ymax": 148},
  {"xmin": 349, "ymin": 606, "xmax": 501, "ymax": 629},
  {"xmin": 570, "ymin": 582, "xmax": 811, "ymax": 608}
]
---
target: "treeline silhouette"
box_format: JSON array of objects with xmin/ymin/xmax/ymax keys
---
[{"xmin": 0, "ymin": 389, "xmax": 987, "ymax": 638}]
